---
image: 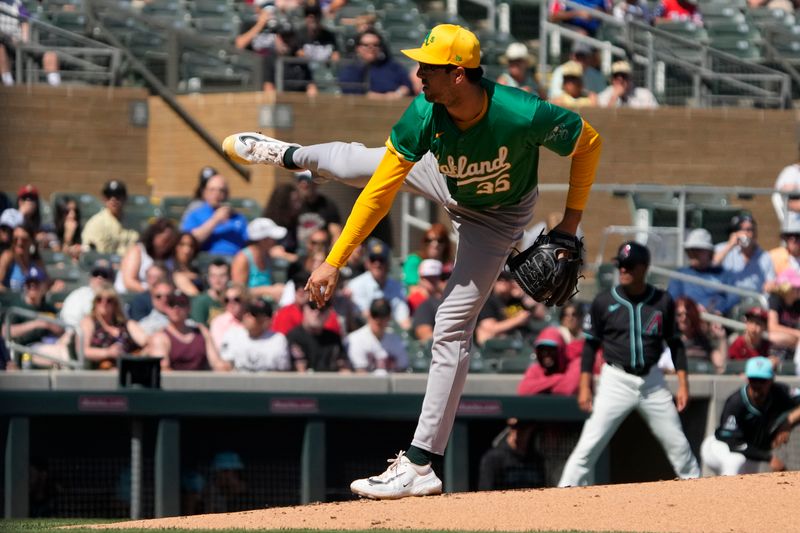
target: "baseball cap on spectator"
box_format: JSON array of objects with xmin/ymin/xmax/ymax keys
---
[
  {"xmin": 245, "ymin": 297, "xmax": 273, "ymax": 317},
  {"xmin": 102, "ymin": 180, "xmax": 128, "ymax": 199},
  {"xmin": 744, "ymin": 307, "xmax": 768, "ymax": 322},
  {"xmin": 90, "ymin": 260, "xmax": 114, "ymax": 281},
  {"xmin": 419, "ymin": 259, "xmax": 443, "ymax": 278},
  {"xmin": 572, "ymin": 41, "xmax": 594, "ymax": 56},
  {"xmin": 561, "ymin": 60, "xmax": 584, "ymax": 79},
  {"xmin": 167, "ymin": 291, "xmax": 190, "ymax": 308},
  {"xmin": 611, "ymin": 60, "xmax": 632, "ymax": 76},
  {"xmin": 17, "ymin": 184, "xmax": 39, "ymax": 200},
  {"xmin": 199, "ymin": 165, "xmax": 219, "ymax": 182},
  {"xmin": 613, "ymin": 241, "xmax": 651, "ymax": 268},
  {"xmin": 0, "ymin": 208, "xmax": 24, "ymax": 229},
  {"xmin": 366, "ymin": 238, "xmax": 390, "ymax": 262},
  {"xmin": 25, "ymin": 266, "xmax": 47, "ymax": 284},
  {"xmin": 745, "ymin": 356, "xmax": 774, "ymax": 380},
  {"xmin": 401, "ymin": 24, "xmax": 481, "ymax": 69},
  {"xmin": 369, "ymin": 297, "xmax": 392, "ymax": 319},
  {"xmin": 780, "ymin": 220, "xmax": 800, "ymax": 237},
  {"xmin": 500, "ymin": 42, "xmax": 534, "ymax": 64},
  {"xmin": 728, "ymin": 213, "xmax": 755, "ymax": 233},
  {"xmin": 304, "ymin": 1, "xmax": 322, "ymax": 17},
  {"xmin": 683, "ymin": 228, "xmax": 714, "ymax": 251},
  {"xmin": 247, "ymin": 217, "xmax": 288, "ymax": 241}
]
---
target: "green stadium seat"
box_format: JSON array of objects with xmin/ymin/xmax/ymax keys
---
[
  {"xmin": 723, "ymin": 359, "xmax": 748, "ymax": 375},
  {"xmin": 51, "ymin": 192, "xmax": 103, "ymax": 227},
  {"xmin": 160, "ymin": 196, "xmax": 192, "ymax": 223},
  {"xmin": 777, "ymin": 361, "xmax": 796, "ymax": 375},
  {"xmin": 688, "ymin": 358, "xmax": 717, "ymax": 374},
  {"xmin": 192, "ymin": 17, "xmax": 239, "ymax": 40},
  {"xmin": 229, "ymin": 197, "xmax": 262, "ymax": 221},
  {"xmin": 497, "ymin": 355, "xmax": 533, "ymax": 374}
]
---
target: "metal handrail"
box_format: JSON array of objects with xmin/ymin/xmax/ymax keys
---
[
  {"xmin": 541, "ymin": 0, "xmax": 791, "ymax": 107},
  {"xmin": 648, "ymin": 264, "xmax": 769, "ymax": 308},
  {"xmin": 2, "ymin": 306, "xmax": 85, "ymax": 369}
]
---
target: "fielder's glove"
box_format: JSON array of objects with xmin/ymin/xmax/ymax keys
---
[{"xmin": 505, "ymin": 229, "xmax": 584, "ymax": 307}]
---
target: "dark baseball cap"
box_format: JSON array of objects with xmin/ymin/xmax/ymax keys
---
[
  {"xmin": 166, "ymin": 291, "xmax": 190, "ymax": 308},
  {"xmin": 366, "ymin": 238, "xmax": 390, "ymax": 261},
  {"xmin": 102, "ymin": 180, "xmax": 128, "ymax": 198},
  {"xmin": 245, "ymin": 297, "xmax": 273, "ymax": 317},
  {"xmin": 614, "ymin": 241, "xmax": 650, "ymax": 268},
  {"xmin": 199, "ymin": 165, "xmax": 219, "ymax": 182}
]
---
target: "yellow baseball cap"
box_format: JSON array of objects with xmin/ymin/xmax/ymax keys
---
[{"xmin": 401, "ymin": 24, "xmax": 481, "ymax": 69}]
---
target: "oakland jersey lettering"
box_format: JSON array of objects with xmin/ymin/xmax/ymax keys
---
[
  {"xmin": 390, "ymin": 80, "xmax": 583, "ymax": 209},
  {"xmin": 438, "ymin": 146, "xmax": 511, "ymax": 195}
]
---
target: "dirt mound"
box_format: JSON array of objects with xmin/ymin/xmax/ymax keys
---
[{"xmin": 93, "ymin": 471, "xmax": 800, "ymax": 532}]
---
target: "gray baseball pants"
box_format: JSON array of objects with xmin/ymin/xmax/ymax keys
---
[
  {"xmin": 558, "ymin": 363, "xmax": 700, "ymax": 486},
  {"xmin": 294, "ymin": 142, "xmax": 536, "ymax": 454}
]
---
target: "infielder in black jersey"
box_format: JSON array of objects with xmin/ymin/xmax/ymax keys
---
[
  {"xmin": 559, "ymin": 241, "xmax": 700, "ymax": 486},
  {"xmin": 701, "ymin": 356, "xmax": 800, "ymax": 476}
]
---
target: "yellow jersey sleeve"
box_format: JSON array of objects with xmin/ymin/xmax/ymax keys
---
[
  {"xmin": 566, "ymin": 119, "xmax": 602, "ymax": 211},
  {"xmin": 326, "ymin": 141, "xmax": 414, "ymax": 268}
]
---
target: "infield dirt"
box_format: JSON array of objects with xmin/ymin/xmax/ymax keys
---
[{"xmin": 90, "ymin": 471, "xmax": 799, "ymax": 532}]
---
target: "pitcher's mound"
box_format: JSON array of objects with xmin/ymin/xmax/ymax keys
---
[{"xmin": 94, "ymin": 471, "xmax": 800, "ymax": 532}]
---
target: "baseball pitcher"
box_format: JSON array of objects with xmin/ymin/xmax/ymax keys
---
[{"xmin": 224, "ymin": 24, "xmax": 602, "ymax": 499}]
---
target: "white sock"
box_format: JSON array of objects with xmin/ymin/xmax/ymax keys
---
[
  {"xmin": 47, "ymin": 72, "xmax": 61, "ymax": 86},
  {"xmin": 1, "ymin": 72, "xmax": 13, "ymax": 86}
]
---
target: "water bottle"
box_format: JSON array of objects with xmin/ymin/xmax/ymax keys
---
[{"xmin": 21, "ymin": 352, "xmax": 32, "ymax": 370}]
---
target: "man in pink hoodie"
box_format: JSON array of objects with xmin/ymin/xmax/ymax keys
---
[{"xmin": 518, "ymin": 326, "xmax": 581, "ymax": 395}]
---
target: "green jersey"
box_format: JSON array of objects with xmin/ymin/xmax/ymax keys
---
[{"xmin": 390, "ymin": 79, "xmax": 583, "ymax": 209}]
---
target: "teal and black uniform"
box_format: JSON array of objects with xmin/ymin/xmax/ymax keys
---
[
  {"xmin": 581, "ymin": 284, "xmax": 687, "ymax": 375},
  {"xmin": 715, "ymin": 383, "xmax": 800, "ymax": 461}
]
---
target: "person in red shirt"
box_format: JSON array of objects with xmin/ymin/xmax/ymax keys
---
[
  {"xmin": 518, "ymin": 326, "xmax": 581, "ymax": 396},
  {"xmin": 271, "ymin": 270, "xmax": 341, "ymax": 335},
  {"xmin": 655, "ymin": 0, "xmax": 703, "ymax": 25},
  {"xmin": 728, "ymin": 307, "xmax": 771, "ymax": 361}
]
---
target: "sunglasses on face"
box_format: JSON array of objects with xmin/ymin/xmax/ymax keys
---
[
  {"xmin": 96, "ymin": 297, "xmax": 116, "ymax": 304},
  {"xmin": 153, "ymin": 293, "xmax": 172, "ymax": 300},
  {"xmin": 168, "ymin": 300, "xmax": 189, "ymax": 309},
  {"xmin": 225, "ymin": 296, "xmax": 242, "ymax": 304},
  {"xmin": 425, "ymin": 237, "xmax": 446, "ymax": 244},
  {"xmin": 418, "ymin": 63, "xmax": 451, "ymax": 75},
  {"xmin": 19, "ymin": 195, "xmax": 37, "ymax": 202},
  {"xmin": 310, "ymin": 239, "xmax": 329, "ymax": 246}
]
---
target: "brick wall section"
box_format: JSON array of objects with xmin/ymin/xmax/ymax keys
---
[
  {"xmin": 2, "ymin": 87, "xmax": 797, "ymax": 259},
  {"xmin": 0, "ymin": 85, "xmax": 149, "ymax": 198}
]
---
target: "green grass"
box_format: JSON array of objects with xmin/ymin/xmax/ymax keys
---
[{"xmin": 0, "ymin": 521, "xmax": 640, "ymax": 533}]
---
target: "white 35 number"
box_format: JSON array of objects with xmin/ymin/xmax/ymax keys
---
[{"xmin": 476, "ymin": 175, "xmax": 510, "ymax": 195}]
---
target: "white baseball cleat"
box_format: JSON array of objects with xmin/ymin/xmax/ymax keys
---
[
  {"xmin": 222, "ymin": 131, "xmax": 299, "ymax": 167},
  {"xmin": 350, "ymin": 451, "xmax": 442, "ymax": 500}
]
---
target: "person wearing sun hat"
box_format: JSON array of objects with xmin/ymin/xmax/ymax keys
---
[
  {"xmin": 231, "ymin": 218, "xmax": 288, "ymax": 302},
  {"xmin": 667, "ymin": 228, "xmax": 738, "ymax": 315},
  {"xmin": 701, "ymin": 356, "xmax": 800, "ymax": 476},
  {"xmin": 495, "ymin": 42, "xmax": 541, "ymax": 96},
  {"xmin": 223, "ymin": 22, "xmax": 603, "ymax": 499}
]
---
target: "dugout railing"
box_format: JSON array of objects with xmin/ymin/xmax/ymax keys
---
[{"xmin": 5, "ymin": 371, "xmax": 800, "ymax": 520}]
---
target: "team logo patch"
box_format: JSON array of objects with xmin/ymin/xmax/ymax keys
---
[
  {"xmin": 723, "ymin": 415, "xmax": 738, "ymax": 431},
  {"xmin": 644, "ymin": 311, "xmax": 662, "ymax": 335},
  {"xmin": 544, "ymin": 124, "xmax": 569, "ymax": 143}
]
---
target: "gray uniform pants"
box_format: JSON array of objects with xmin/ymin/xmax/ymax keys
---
[{"xmin": 294, "ymin": 142, "xmax": 536, "ymax": 454}]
